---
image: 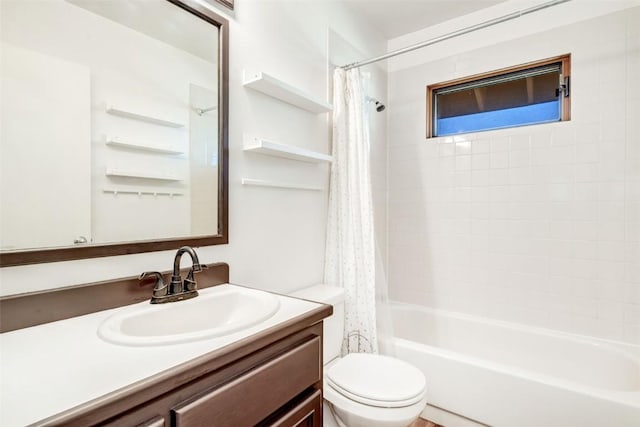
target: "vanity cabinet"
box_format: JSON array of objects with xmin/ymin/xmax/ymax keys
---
[{"xmin": 99, "ymin": 323, "xmax": 324, "ymax": 427}]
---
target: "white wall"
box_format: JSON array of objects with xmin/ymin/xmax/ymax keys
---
[
  {"xmin": 387, "ymin": 6, "xmax": 640, "ymax": 344},
  {"xmin": 0, "ymin": 0, "xmax": 387, "ymax": 296}
]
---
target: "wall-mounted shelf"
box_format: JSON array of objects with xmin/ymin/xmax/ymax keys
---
[
  {"xmin": 103, "ymin": 187, "xmax": 184, "ymax": 197},
  {"xmin": 106, "ymin": 104, "xmax": 186, "ymax": 128},
  {"xmin": 106, "ymin": 168, "xmax": 182, "ymax": 181},
  {"xmin": 106, "ymin": 136, "xmax": 184, "ymax": 155},
  {"xmin": 243, "ymin": 136, "xmax": 332, "ymax": 163},
  {"xmin": 242, "ymin": 70, "xmax": 333, "ymax": 114},
  {"xmin": 241, "ymin": 178, "xmax": 323, "ymax": 191}
]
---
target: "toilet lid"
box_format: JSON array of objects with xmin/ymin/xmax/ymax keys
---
[{"xmin": 326, "ymin": 353, "xmax": 426, "ymax": 408}]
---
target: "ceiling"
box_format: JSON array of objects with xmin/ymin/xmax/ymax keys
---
[{"xmin": 343, "ymin": 0, "xmax": 507, "ymax": 40}]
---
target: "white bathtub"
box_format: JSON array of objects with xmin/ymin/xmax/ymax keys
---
[{"xmin": 387, "ymin": 302, "xmax": 640, "ymax": 427}]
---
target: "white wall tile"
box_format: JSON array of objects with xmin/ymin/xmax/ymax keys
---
[
  {"xmin": 509, "ymin": 150, "xmax": 530, "ymax": 168},
  {"xmin": 574, "ymin": 163, "xmax": 599, "ymax": 182},
  {"xmin": 599, "ymin": 182, "xmax": 626, "ymax": 201},
  {"xmin": 572, "ymin": 201, "xmax": 599, "ymax": 222},
  {"xmin": 530, "ymin": 131, "xmax": 551, "ymax": 149},
  {"xmin": 490, "ymin": 169, "xmax": 511, "ymax": 185},
  {"xmin": 576, "ymin": 123, "xmax": 600, "ymax": 144},
  {"xmin": 508, "ymin": 168, "xmax": 532, "ymax": 185},
  {"xmin": 549, "ymin": 146, "xmax": 575, "ymax": 165},
  {"xmin": 455, "ymin": 141, "xmax": 471, "ymax": 155},
  {"xmin": 599, "ymin": 160, "xmax": 626, "ymax": 182},
  {"xmin": 572, "ymin": 221, "xmax": 598, "ymax": 241},
  {"xmin": 629, "ymin": 283, "xmax": 640, "ymax": 304},
  {"xmin": 490, "ymin": 136, "xmax": 510, "ymax": 152},
  {"xmin": 438, "ymin": 141, "xmax": 456, "ymax": 157},
  {"xmin": 472, "ymin": 153, "xmax": 490, "ymax": 170},
  {"xmin": 597, "ymin": 241, "xmax": 627, "ymax": 262},
  {"xmin": 471, "ymin": 170, "xmax": 490, "ymax": 187},
  {"xmin": 509, "ymin": 134, "xmax": 530, "ymax": 151},
  {"xmin": 624, "ymin": 304, "xmax": 640, "ymax": 325},
  {"xmin": 549, "ymin": 184, "xmax": 573, "ymax": 202},
  {"xmin": 551, "ymin": 126, "xmax": 576, "ymax": 147},
  {"xmin": 453, "ymin": 171, "xmax": 471, "ymax": 187},
  {"xmin": 597, "ymin": 222, "xmax": 626, "ymax": 242},
  {"xmin": 574, "ymin": 182, "xmax": 599, "ymax": 201},
  {"xmin": 576, "ymin": 144, "xmax": 599, "ymax": 164},
  {"xmin": 490, "ymin": 151, "xmax": 509, "ymax": 169},
  {"xmin": 549, "ymin": 164, "xmax": 575, "ymax": 183},
  {"xmin": 628, "ymin": 222, "xmax": 640, "ymax": 242},
  {"xmin": 472, "ymin": 139, "xmax": 491, "ymax": 154},
  {"xmin": 572, "ymin": 240, "xmax": 597, "ymax": 260},
  {"xmin": 455, "ymin": 155, "xmax": 471, "ymax": 171}
]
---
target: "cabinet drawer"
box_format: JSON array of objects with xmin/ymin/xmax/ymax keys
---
[
  {"xmin": 258, "ymin": 389, "xmax": 322, "ymax": 427},
  {"xmin": 173, "ymin": 337, "xmax": 321, "ymax": 427}
]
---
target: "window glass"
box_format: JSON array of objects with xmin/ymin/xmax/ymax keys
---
[{"xmin": 428, "ymin": 56, "xmax": 570, "ymax": 137}]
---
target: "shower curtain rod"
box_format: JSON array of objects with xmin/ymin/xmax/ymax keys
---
[{"xmin": 341, "ymin": 0, "xmax": 572, "ymax": 70}]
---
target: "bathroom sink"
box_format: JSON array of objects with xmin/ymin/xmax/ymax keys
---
[{"xmin": 98, "ymin": 285, "xmax": 281, "ymax": 346}]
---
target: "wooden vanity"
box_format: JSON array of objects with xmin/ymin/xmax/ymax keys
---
[
  {"xmin": 82, "ymin": 323, "xmax": 324, "ymax": 427},
  {"xmin": 0, "ymin": 264, "xmax": 331, "ymax": 426}
]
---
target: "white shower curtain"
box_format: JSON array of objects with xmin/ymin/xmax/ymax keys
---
[{"xmin": 325, "ymin": 67, "xmax": 378, "ymax": 355}]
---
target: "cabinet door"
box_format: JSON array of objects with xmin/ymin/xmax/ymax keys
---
[
  {"xmin": 263, "ymin": 389, "xmax": 322, "ymax": 427},
  {"xmin": 172, "ymin": 337, "xmax": 321, "ymax": 427}
]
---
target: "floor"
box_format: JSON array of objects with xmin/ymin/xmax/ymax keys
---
[{"xmin": 411, "ymin": 418, "xmax": 442, "ymax": 427}]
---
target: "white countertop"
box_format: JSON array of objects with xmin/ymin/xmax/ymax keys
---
[{"xmin": 0, "ymin": 284, "xmax": 323, "ymax": 426}]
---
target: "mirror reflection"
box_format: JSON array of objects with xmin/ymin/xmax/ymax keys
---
[{"xmin": 0, "ymin": 0, "xmax": 221, "ymax": 252}]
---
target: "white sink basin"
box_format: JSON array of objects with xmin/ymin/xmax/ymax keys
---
[{"xmin": 98, "ymin": 285, "xmax": 281, "ymax": 346}]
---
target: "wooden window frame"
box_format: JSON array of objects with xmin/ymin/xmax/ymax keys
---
[{"xmin": 426, "ymin": 54, "xmax": 571, "ymax": 138}]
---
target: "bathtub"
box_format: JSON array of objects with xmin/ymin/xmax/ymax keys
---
[{"xmin": 386, "ymin": 302, "xmax": 640, "ymax": 427}]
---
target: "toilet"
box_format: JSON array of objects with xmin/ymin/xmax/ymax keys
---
[{"xmin": 291, "ymin": 285, "xmax": 427, "ymax": 427}]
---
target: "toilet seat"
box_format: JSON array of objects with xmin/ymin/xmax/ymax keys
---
[{"xmin": 326, "ymin": 353, "xmax": 426, "ymax": 408}]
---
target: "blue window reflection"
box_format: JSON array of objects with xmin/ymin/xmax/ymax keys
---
[{"xmin": 436, "ymin": 100, "xmax": 560, "ymax": 136}]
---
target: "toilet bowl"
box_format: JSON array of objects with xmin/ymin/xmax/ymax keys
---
[
  {"xmin": 324, "ymin": 353, "xmax": 428, "ymax": 427},
  {"xmin": 290, "ymin": 285, "xmax": 427, "ymax": 427}
]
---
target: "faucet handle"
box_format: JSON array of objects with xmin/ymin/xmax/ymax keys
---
[
  {"xmin": 139, "ymin": 271, "xmax": 168, "ymax": 299},
  {"xmin": 183, "ymin": 264, "xmax": 207, "ymax": 292},
  {"xmin": 193, "ymin": 263, "xmax": 208, "ymax": 273}
]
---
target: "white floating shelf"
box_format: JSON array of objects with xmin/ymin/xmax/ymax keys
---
[
  {"xmin": 241, "ymin": 178, "xmax": 323, "ymax": 191},
  {"xmin": 106, "ymin": 136, "xmax": 184, "ymax": 155},
  {"xmin": 243, "ymin": 71, "xmax": 332, "ymax": 114},
  {"xmin": 106, "ymin": 104, "xmax": 186, "ymax": 128},
  {"xmin": 106, "ymin": 168, "xmax": 182, "ymax": 181},
  {"xmin": 243, "ymin": 136, "xmax": 332, "ymax": 163},
  {"xmin": 103, "ymin": 187, "xmax": 184, "ymax": 197}
]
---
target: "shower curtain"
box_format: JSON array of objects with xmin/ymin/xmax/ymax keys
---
[{"xmin": 325, "ymin": 67, "xmax": 378, "ymax": 355}]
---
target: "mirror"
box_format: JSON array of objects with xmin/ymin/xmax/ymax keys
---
[{"xmin": 0, "ymin": 0, "xmax": 228, "ymax": 266}]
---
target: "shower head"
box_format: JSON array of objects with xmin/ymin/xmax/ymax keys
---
[
  {"xmin": 194, "ymin": 106, "xmax": 217, "ymax": 116},
  {"xmin": 366, "ymin": 96, "xmax": 386, "ymax": 112}
]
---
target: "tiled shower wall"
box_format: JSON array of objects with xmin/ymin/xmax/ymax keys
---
[{"xmin": 387, "ymin": 8, "xmax": 640, "ymax": 344}]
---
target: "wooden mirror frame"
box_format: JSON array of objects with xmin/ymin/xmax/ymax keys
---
[
  {"xmin": 0, "ymin": 0, "xmax": 229, "ymax": 267},
  {"xmin": 210, "ymin": 0, "xmax": 234, "ymax": 10}
]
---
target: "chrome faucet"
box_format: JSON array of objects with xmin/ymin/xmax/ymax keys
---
[{"xmin": 139, "ymin": 246, "xmax": 207, "ymax": 304}]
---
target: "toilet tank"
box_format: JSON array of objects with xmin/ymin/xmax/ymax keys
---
[{"xmin": 290, "ymin": 285, "xmax": 344, "ymax": 364}]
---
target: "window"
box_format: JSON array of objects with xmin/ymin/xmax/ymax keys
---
[{"xmin": 427, "ymin": 55, "xmax": 570, "ymax": 138}]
